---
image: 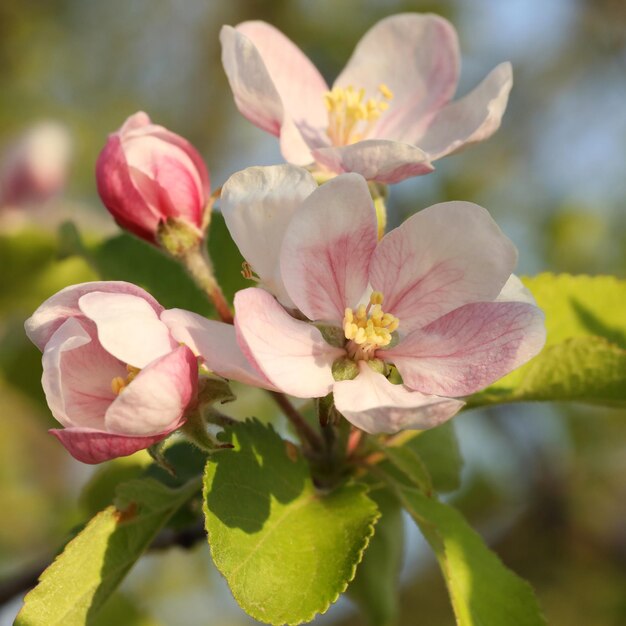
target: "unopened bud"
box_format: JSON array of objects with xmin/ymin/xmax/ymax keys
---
[{"xmin": 332, "ymin": 357, "xmax": 359, "ymax": 381}]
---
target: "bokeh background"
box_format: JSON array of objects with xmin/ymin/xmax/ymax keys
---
[{"xmin": 1, "ymin": 1, "xmax": 625, "ymax": 624}]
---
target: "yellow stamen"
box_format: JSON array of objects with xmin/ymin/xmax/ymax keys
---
[
  {"xmin": 342, "ymin": 292, "xmax": 399, "ymax": 359},
  {"xmin": 324, "ymin": 83, "xmax": 394, "ymax": 146},
  {"xmin": 379, "ymin": 83, "xmax": 394, "ymax": 99},
  {"xmin": 111, "ymin": 364, "xmax": 141, "ymax": 395}
]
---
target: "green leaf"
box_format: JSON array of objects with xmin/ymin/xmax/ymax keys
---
[
  {"xmin": 372, "ymin": 439, "xmax": 432, "ymax": 495},
  {"xmin": 393, "ymin": 484, "xmax": 546, "ymax": 626},
  {"xmin": 348, "ymin": 488, "xmax": 404, "ymax": 626},
  {"xmin": 469, "ymin": 273, "xmax": 626, "ymax": 408},
  {"xmin": 91, "ymin": 593, "xmax": 163, "ymax": 626},
  {"xmin": 16, "ymin": 477, "xmax": 200, "ymax": 626},
  {"xmin": 522, "ymin": 273, "xmax": 626, "ymax": 347},
  {"xmin": 381, "ymin": 422, "xmax": 463, "ymax": 494},
  {"xmin": 79, "ymin": 453, "xmax": 152, "ymax": 517},
  {"xmin": 203, "ymin": 419, "xmax": 380, "ymax": 625},
  {"xmin": 87, "ymin": 233, "xmax": 212, "ymax": 315}
]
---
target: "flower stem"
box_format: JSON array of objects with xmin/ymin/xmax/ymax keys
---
[
  {"xmin": 180, "ymin": 244, "xmax": 234, "ymax": 323},
  {"xmin": 268, "ymin": 391, "xmax": 324, "ymax": 454},
  {"xmin": 368, "ymin": 182, "xmax": 389, "ymax": 240},
  {"xmin": 178, "ymin": 237, "xmax": 322, "ymax": 455}
]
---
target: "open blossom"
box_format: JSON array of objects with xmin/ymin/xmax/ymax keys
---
[
  {"xmin": 180, "ymin": 169, "xmax": 544, "ymax": 434},
  {"xmin": 25, "ymin": 282, "xmax": 198, "ymax": 464},
  {"xmin": 96, "ymin": 112, "xmax": 210, "ymax": 245},
  {"xmin": 220, "ymin": 14, "xmax": 512, "ymax": 184},
  {"xmin": 0, "ymin": 121, "xmax": 72, "ymax": 209}
]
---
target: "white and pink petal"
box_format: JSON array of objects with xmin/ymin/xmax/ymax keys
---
[
  {"xmin": 370, "ymin": 201, "xmax": 518, "ymax": 333},
  {"xmin": 25, "ymin": 281, "xmax": 163, "ymax": 351},
  {"xmin": 161, "ymin": 308, "xmax": 279, "ymax": 391},
  {"xmin": 333, "ymin": 361, "xmax": 464, "ymax": 434},
  {"xmin": 50, "ymin": 426, "xmax": 179, "ymax": 465},
  {"xmin": 234, "ymin": 288, "xmax": 343, "ymax": 398},
  {"xmin": 220, "ymin": 164, "xmax": 317, "ymax": 305},
  {"xmin": 78, "ymin": 291, "xmax": 176, "ymax": 368},
  {"xmin": 41, "ymin": 318, "xmax": 124, "ymax": 429},
  {"xmin": 386, "ymin": 300, "xmax": 546, "ymax": 397},
  {"xmin": 335, "ymin": 13, "xmax": 460, "ymax": 142},
  {"xmin": 104, "ymin": 345, "xmax": 197, "ymax": 436},
  {"xmin": 418, "ymin": 62, "xmax": 513, "ymax": 159},
  {"xmin": 311, "ymin": 140, "xmax": 433, "ymax": 184},
  {"xmin": 280, "ymin": 173, "xmax": 378, "ymax": 321}
]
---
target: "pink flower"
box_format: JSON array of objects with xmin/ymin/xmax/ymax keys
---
[
  {"xmin": 220, "ymin": 14, "xmax": 512, "ymax": 184},
  {"xmin": 0, "ymin": 121, "xmax": 72, "ymax": 208},
  {"xmin": 194, "ymin": 170, "xmax": 544, "ymax": 434},
  {"xmin": 25, "ymin": 282, "xmax": 199, "ymax": 464},
  {"xmin": 96, "ymin": 112, "xmax": 210, "ymax": 245}
]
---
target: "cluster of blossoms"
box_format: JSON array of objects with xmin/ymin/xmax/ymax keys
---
[{"xmin": 25, "ymin": 13, "xmax": 545, "ymax": 464}]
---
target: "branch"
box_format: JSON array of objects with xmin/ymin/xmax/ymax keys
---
[{"xmin": 0, "ymin": 521, "xmax": 207, "ymax": 606}]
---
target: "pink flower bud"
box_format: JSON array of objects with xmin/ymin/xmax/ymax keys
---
[
  {"xmin": 96, "ymin": 112, "xmax": 210, "ymax": 245},
  {"xmin": 0, "ymin": 121, "xmax": 72, "ymax": 209},
  {"xmin": 25, "ymin": 281, "xmax": 199, "ymax": 464}
]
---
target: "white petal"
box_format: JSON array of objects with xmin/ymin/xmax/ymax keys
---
[
  {"xmin": 220, "ymin": 164, "xmax": 317, "ymax": 305},
  {"xmin": 234, "ymin": 288, "xmax": 343, "ymax": 398},
  {"xmin": 333, "ymin": 361, "xmax": 464, "ymax": 434},
  {"xmin": 419, "ymin": 62, "xmax": 513, "ymax": 159},
  {"xmin": 79, "ymin": 292, "xmax": 176, "ymax": 368},
  {"xmin": 280, "ymin": 173, "xmax": 378, "ymax": 321}
]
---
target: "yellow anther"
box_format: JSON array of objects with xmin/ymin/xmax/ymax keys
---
[
  {"xmin": 342, "ymin": 293, "xmax": 400, "ymax": 358},
  {"xmin": 379, "ymin": 83, "xmax": 394, "ymax": 100},
  {"xmin": 111, "ymin": 376, "xmax": 126, "ymax": 395},
  {"xmin": 111, "ymin": 365, "xmax": 141, "ymax": 396},
  {"xmin": 370, "ymin": 291, "xmax": 384, "ymax": 305},
  {"xmin": 354, "ymin": 327, "xmax": 367, "ymax": 345},
  {"xmin": 324, "ymin": 83, "xmax": 394, "ymax": 146}
]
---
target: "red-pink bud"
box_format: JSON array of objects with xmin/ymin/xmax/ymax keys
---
[{"xmin": 96, "ymin": 112, "xmax": 210, "ymax": 245}]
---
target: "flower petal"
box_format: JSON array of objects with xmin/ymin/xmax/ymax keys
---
[
  {"xmin": 234, "ymin": 21, "xmax": 329, "ymax": 164},
  {"xmin": 42, "ymin": 318, "xmax": 125, "ymax": 429},
  {"xmin": 280, "ymin": 173, "xmax": 378, "ymax": 321},
  {"xmin": 386, "ymin": 301, "xmax": 546, "ymax": 396},
  {"xmin": 370, "ymin": 202, "xmax": 518, "ymax": 333},
  {"xmin": 50, "ymin": 427, "xmax": 178, "ymax": 465},
  {"xmin": 105, "ymin": 345, "xmax": 197, "ymax": 436},
  {"xmin": 96, "ymin": 134, "xmax": 162, "ymax": 242},
  {"xmin": 496, "ymin": 274, "xmax": 537, "ymax": 305},
  {"xmin": 234, "ymin": 288, "xmax": 343, "ymax": 398},
  {"xmin": 312, "ymin": 140, "xmax": 433, "ymax": 183},
  {"xmin": 333, "ymin": 361, "xmax": 464, "ymax": 434},
  {"xmin": 335, "ymin": 14, "xmax": 460, "ymax": 142},
  {"xmin": 418, "ymin": 62, "xmax": 513, "ymax": 160},
  {"xmin": 161, "ymin": 308, "xmax": 278, "ymax": 391},
  {"xmin": 79, "ymin": 291, "xmax": 176, "ymax": 368},
  {"xmin": 220, "ymin": 164, "xmax": 317, "ymax": 305},
  {"xmin": 220, "ymin": 25, "xmax": 284, "ymax": 136},
  {"xmin": 25, "ymin": 281, "xmax": 163, "ymax": 352}
]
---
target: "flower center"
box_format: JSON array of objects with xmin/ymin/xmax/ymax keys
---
[
  {"xmin": 111, "ymin": 364, "xmax": 141, "ymax": 395},
  {"xmin": 343, "ymin": 291, "xmax": 399, "ymax": 360},
  {"xmin": 324, "ymin": 84, "xmax": 394, "ymax": 146}
]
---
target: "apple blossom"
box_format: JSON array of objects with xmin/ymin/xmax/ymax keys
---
[
  {"xmin": 186, "ymin": 171, "xmax": 544, "ymax": 434},
  {"xmin": 96, "ymin": 112, "xmax": 210, "ymax": 247},
  {"xmin": 0, "ymin": 121, "xmax": 72, "ymax": 208},
  {"xmin": 220, "ymin": 14, "xmax": 512, "ymax": 184},
  {"xmin": 25, "ymin": 281, "xmax": 199, "ymax": 464}
]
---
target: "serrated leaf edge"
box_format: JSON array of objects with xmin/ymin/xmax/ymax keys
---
[{"xmin": 202, "ymin": 438, "xmax": 381, "ymax": 625}]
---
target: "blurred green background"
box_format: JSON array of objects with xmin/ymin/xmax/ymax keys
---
[{"xmin": 0, "ymin": 1, "xmax": 625, "ymax": 624}]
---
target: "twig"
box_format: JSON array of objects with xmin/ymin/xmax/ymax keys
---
[
  {"xmin": 0, "ymin": 521, "xmax": 207, "ymax": 606},
  {"xmin": 180, "ymin": 244, "xmax": 234, "ymax": 323},
  {"xmin": 268, "ymin": 391, "xmax": 323, "ymax": 454}
]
